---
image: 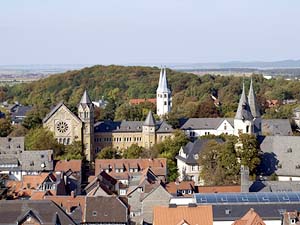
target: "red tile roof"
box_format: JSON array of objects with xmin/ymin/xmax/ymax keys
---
[
  {"xmin": 197, "ymin": 185, "xmax": 241, "ymax": 193},
  {"xmin": 153, "ymin": 205, "xmax": 213, "ymax": 225},
  {"xmin": 232, "ymin": 208, "xmax": 265, "ymax": 225},
  {"xmin": 129, "ymin": 98, "xmax": 156, "ymax": 105},
  {"xmin": 166, "ymin": 181, "xmax": 195, "ymax": 194},
  {"xmin": 95, "ymin": 158, "xmax": 167, "ymax": 179},
  {"xmin": 54, "ymin": 160, "xmax": 82, "ymax": 172}
]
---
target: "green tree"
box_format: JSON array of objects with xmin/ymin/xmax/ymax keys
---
[
  {"xmin": 0, "ymin": 118, "xmax": 12, "ymax": 137},
  {"xmin": 58, "ymin": 141, "xmax": 85, "ymax": 160},
  {"xmin": 25, "ymin": 127, "xmax": 64, "ymax": 157},
  {"xmin": 236, "ymin": 134, "xmax": 261, "ymax": 176},
  {"xmin": 9, "ymin": 124, "xmax": 28, "ymax": 137},
  {"xmin": 152, "ymin": 130, "xmax": 189, "ymax": 181},
  {"xmin": 96, "ymin": 146, "xmax": 120, "ymax": 159},
  {"xmin": 22, "ymin": 106, "xmax": 49, "ymax": 129},
  {"xmin": 123, "ymin": 144, "xmax": 144, "ymax": 159}
]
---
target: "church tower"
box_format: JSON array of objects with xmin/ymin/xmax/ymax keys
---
[
  {"xmin": 248, "ymin": 78, "xmax": 261, "ymax": 135},
  {"xmin": 142, "ymin": 111, "xmax": 156, "ymax": 149},
  {"xmin": 78, "ymin": 90, "xmax": 94, "ymax": 161},
  {"xmin": 234, "ymin": 82, "xmax": 254, "ymax": 136},
  {"xmin": 156, "ymin": 67, "xmax": 172, "ymax": 117}
]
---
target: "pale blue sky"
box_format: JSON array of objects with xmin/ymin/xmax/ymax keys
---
[{"xmin": 0, "ymin": 0, "xmax": 299, "ymax": 65}]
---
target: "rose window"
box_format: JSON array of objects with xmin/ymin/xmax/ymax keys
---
[{"xmin": 56, "ymin": 121, "xmax": 69, "ymax": 133}]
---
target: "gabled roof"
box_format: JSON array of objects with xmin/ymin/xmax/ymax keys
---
[
  {"xmin": 235, "ymin": 83, "xmax": 253, "ymax": 121},
  {"xmin": 144, "ymin": 111, "xmax": 156, "ymax": 126},
  {"xmin": 180, "ymin": 118, "xmax": 234, "ymax": 130},
  {"xmin": 0, "ymin": 200, "xmax": 76, "ymax": 225},
  {"xmin": 43, "ymin": 101, "xmax": 81, "ymax": 124},
  {"xmin": 232, "ymin": 208, "xmax": 265, "ymax": 225},
  {"xmin": 153, "ymin": 205, "xmax": 213, "ymax": 225}
]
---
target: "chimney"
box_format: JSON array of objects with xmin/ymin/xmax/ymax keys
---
[
  {"xmin": 240, "ymin": 165, "xmax": 249, "ymax": 192},
  {"xmin": 71, "ymin": 190, "xmax": 75, "ymax": 198}
]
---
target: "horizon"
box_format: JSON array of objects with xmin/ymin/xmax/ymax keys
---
[{"xmin": 1, "ymin": 1, "xmax": 300, "ymax": 65}]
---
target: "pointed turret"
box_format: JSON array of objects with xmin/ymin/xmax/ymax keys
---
[
  {"xmin": 248, "ymin": 78, "xmax": 260, "ymax": 118},
  {"xmin": 80, "ymin": 90, "xmax": 92, "ymax": 105},
  {"xmin": 144, "ymin": 111, "xmax": 156, "ymax": 126},
  {"xmin": 235, "ymin": 82, "xmax": 253, "ymax": 121},
  {"xmin": 156, "ymin": 66, "xmax": 172, "ymax": 117}
]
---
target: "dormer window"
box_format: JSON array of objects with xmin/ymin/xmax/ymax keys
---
[
  {"xmin": 287, "ymin": 148, "xmax": 292, "ymax": 153},
  {"xmin": 194, "ymin": 154, "xmax": 199, "ymax": 160}
]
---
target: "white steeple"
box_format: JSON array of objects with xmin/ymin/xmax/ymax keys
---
[{"xmin": 156, "ymin": 66, "xmax": 172, "ymax": 117}]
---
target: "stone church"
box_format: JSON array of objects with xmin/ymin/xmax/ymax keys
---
[{"xmin": 43, "ymin": 67, "xmax": 174, "ymax": 161}]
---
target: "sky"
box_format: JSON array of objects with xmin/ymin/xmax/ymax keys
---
[{"xmin": 0, "ymin": 0, "xmax": 300, "ymax": 65}]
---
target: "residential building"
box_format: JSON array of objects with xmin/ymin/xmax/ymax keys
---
[
  {"xmin": 166, "ymin": 180, "xmax": 197, "ymax": 196},
  {"xmin": 176, "ymin": 138, "xmax": 224, "ymax": 184},
  {"xmin": 0, "ymin": 137, "xmax": 53, "ymax": 181},
  {"xmin": 232, "ymin": 208, "xmax": 265, "ymax": 225},
  {"xmin": 0, "ymin": 200, "xmax": 76, "ymax": 225},
  {"xmin": 282, "ymin": 211, "xmax": 300, "ymax": 225}
]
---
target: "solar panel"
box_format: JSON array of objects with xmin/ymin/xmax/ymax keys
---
[{"xmin": 194, "ymin": 192, "xmax": 300, "ymax": 204}]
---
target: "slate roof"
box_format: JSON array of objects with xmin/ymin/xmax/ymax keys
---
[
  {"xmin": 157, "ymin": 67, "xmax": 171, "ymax": 93},
  {"xmin": 235, "ymin": 83, "xmax": 254, "ymax": 121},
  {"xmin": 260, "ymin": 136, "xmax": 300, "ymax": 177},
  {"xmin": 80, "ymin": 90, "xmax": 92, "ymax": 104},
  {"xmin": 249, "ymin": 181, "xmax": 300, "ymax": 192},
  {"xmin": 94, "ymin": 120, "xmax": 173, "ymax": 133},
  {"xmin": 20, "ymin": 150, "xmax": 53, "ymax": 171},
  {"xmin": 85, "ymin": 196, "xmax": 128, "ymax": 223},
  {"xmin": 144, "ymin": 111, "xmax": 155, "ymax": 126},
  {"xmin": 261, "ymin": 119, "xmax": 292, "ymax": 136},
  {"xmin": 0, "ymin": 200, "xmax": 76, "ymax": 225},
  {"xmin": 176, "ymin": 138, "xmax": 224, "ymax": 165},
  {"xmin": 180, "ymin": 118, "xmax": 234, "ymax": 130},
  {"xmin": 248, "ymin": 79, "xmax": 261, "ymax": 118},
  {"xmin": 10, "ymin": 105, "xmax": 32, "ymax": 123},
  {"xmin": 212, "ymin": 203, "xmax": 300, "ymax": 221},
  {"xmin": 0, "ymin": 137, "xmax": 24, "ymax": 153}
]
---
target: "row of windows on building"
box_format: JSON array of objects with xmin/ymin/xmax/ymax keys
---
[
  {"xmin": 56, "ymin": 138, "xmax": 70, "ymax": 145},
  {"xmin": 94, "ymin": 137, "xmax": 143, "ymax": 143}
]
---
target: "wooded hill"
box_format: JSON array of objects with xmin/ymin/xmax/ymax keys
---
[{"xmin": 2, "ymin": 65, "xmax": 300, "ymax": 121}]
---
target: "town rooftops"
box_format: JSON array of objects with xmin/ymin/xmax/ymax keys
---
[
  {"xmin": 260, "ymin": 136, "xmax": 300, "ymax": 177},
  {"xmin": 95, "ymin": 158, "xmax": 167, "ymax": 179},
  {"xmin": 129, "ymin": 98, "xmax": 156, "ymax": 105},
  {"xmin": 0, "ymin": 200, "xmax": 76, "ymax": 225},
  {"xmin": 153, "ymin": 205, "xmax": 213, "ymax": 225}
]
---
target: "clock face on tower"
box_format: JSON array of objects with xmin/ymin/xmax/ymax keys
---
[{"xmin": 56, "ymin": 121, "xmax": 69, "ymax": 133}]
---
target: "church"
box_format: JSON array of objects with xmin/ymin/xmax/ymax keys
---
[
  {"xmin": 43, "ymin": 67, "xmax": 174, "ymax": 161},
  {"xmin": 43, "ymin": 67, "xmax": 292, "ymax": 161}
]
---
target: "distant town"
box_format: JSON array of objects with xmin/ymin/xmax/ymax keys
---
[{"xmin": 1, "ymin": 64, "xmax": 300, "ymax": 225}]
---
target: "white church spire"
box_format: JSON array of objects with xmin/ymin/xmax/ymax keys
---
[{"xmin": 156, "ymin": 66, "xmax": 172, "ymax": 117}]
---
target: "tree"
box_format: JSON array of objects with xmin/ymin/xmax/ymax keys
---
[
  {"xmin": 0, "ymin": 118, "xmax": 12, "ymax": 137},
  {"xmin": 57, "ymin": 141, "xmax": 85, "ymax": 160},
  {"xmin": 236, "ymin": 134, "xmax": 261, "ymax": 176},
  {"xmin": 22, "ymin": 106, "xmax": 49, "ymax": 129},
  {"xmin": 123, "ymin": 144, "xmax": 144, "ymax": 159},
  {"xmin": 25, "ymin": 127, "xmax": 64, "ymax": 157},
  {"xmin": 96, "ymin": 146, "xmax": 120, "ymax": 159},
  {"xmin": 152, "ymin": 130, "xmax": 189, "ymax": 181},
  {"xmin": 9, "ymin": 124, "xmax": 28, "ymax": 137}
]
